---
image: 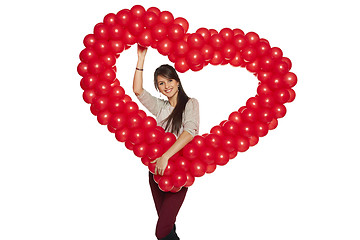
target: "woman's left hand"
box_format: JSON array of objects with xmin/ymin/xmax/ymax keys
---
[{"xmin": 150, "ymin": 155, "xmax": 169, "ymax": 176}]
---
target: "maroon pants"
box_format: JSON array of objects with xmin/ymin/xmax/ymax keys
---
[{"xmin": 149, "ymin": 172, "xmax": 188, "ymax": 239}]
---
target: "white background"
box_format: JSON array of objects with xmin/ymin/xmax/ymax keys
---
[{"xmin": 1, "ymin": 0, "xmax": 359, "ymax": 239}]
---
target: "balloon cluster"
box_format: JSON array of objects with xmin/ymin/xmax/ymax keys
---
[{"xmin": 77, "ymin": 5, "xmax": 297, "ymax": 192}]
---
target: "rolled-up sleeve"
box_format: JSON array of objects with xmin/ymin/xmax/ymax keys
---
[
  {"xmin": 136, "ymin": 89, "xmax": 166, "ymax": 116},
  {"xmin": 183, "ymin": 98, "xmax": 200, "ymax": 137}
]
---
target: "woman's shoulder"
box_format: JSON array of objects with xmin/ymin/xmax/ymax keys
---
[{"xmin": 185, "ymin": 97, "xmax": 199, "ymax": 110}]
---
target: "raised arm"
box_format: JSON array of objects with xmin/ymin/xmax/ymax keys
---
[{"xmin": 133, "ymin": 45, "xmax": 147, "ymax": 96}]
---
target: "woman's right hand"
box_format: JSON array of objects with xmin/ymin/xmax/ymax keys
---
[{"xmin": 137, "ymin": 44, "xmax": 147, "ymax": 59}]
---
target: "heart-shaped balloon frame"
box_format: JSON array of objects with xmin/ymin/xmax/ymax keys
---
[{"xmin": 77, "ymin": 5, "xmax": 297, "ymax": 192}]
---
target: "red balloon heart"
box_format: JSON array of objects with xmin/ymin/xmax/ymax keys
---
[{"xmin": 78, "ymin": 5, "xmax": 297, "ymax": 192}]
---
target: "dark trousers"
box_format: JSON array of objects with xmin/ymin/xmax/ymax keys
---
[{"xmin": 149, "ymin": 172, "xmax": 188, "ymax": 239}]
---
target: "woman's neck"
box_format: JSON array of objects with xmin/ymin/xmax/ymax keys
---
[{"xmin": 168, "ymin": 91, "xmax": 178, "ymax": 107}]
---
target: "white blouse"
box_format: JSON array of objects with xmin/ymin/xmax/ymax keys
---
[{"xmin": 137, "ymin": 89, "xmax": 200, "ymax": 137}]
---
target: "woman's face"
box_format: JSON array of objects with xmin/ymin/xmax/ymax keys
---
[{"xmin": 157, "ymin": 75, "xmax": 179, "ymax": 99}]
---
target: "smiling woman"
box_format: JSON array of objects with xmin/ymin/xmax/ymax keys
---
[{"xmin": 133, "ymin": 45, "xmax": 200, "ymax": 240}]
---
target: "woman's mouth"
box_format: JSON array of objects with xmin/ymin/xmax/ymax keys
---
[{"xmin": 165, "ymin": 88, "xmax": 172, "ymax": 93}]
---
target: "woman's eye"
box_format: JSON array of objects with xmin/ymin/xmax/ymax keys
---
[{"xmin": 159, "ymin": 82, "xmax": 163, "ymax": 85}]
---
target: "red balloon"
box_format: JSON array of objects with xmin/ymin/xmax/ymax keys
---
[
  {"xmin": 186, "ymin": 49, "xmax": 204, "ymax": 66},
  {"xmin": 174, "ymin": 40, "xmax": 189, "ymax": 56},
  {"xmin": 204, "ymin": 133, "xmax": 221, "ymax": 148},
  {"xmin": 142, "ymin": 116, "xmax": 157, "ymax": 129},
  {"xmin": 168, "ymin": 24, "xmax": 185, "ymax": 41},
  {"xmin": 108, "ymin": 24, "xmax": 124, "ymax": 40},
  {"xmin": 88, "ymin": 59, "xmax": 104, "ymax": 74},
  {"xmin": 152, "ymin": 23, "xmax": 167, "ymax": 40},
  {"xmin": 245, "ymin": 32, "xmax": 260, "ymax": 45},
  {"xmin": 272, "ymin": 104, "xmax": 287, "ymax": 118},
  {"xmin": 109, "ymin": 113, "xmax": 127, "ymax": 129},
  {"xmin": 182, "ymin": 143, "xmax": 199, "ymax": 160},
  {"xmin": 283, "ymin": 72, "xmax": 297, "ymax": 88},
  {"xmin": 97, "ymin": 110, "xmax": 111, "ymax": 125},
  {"xmin": 127, "ymin": 114, "xmax": 143, "ymax": 128},
  {"xmin": 115, "ymin": 127, "xmax": 131, "ymax": 142},
  {"xmin": 94, "ymin": 23, "xmax": 110, "ymax": 40},
  {"xmin": 246, "ymin": 59, "xmax": 260, "ymax": 73},
  {"xmin": 253, "ymin": 122, "xmax": 268, "ymax": 137},
  {"xmin": 130, "ymin": 5, "xmax": 146, "ymax": 19},
  {"xmin": 124, "ymin": 101, "xmax": 139, "ymax": 115},
  {"xmin": 147, "ymin": 144, "xmax": 163, "ymax": 160},
  {"xmin": 222, "ymin": 43, "xmax": 236, "ymax": 60},
  {"xmin": 206, "ymin": 164, "xmax": 217, "ymax": 173},
  {"xmin": 274, "ymin": 89, "xmax": 290, "ymax": 104},
  {"xmin": 100, "ymin": 54, "xmax": 116, "ymax": 67},
  {"xmin": 270, "ymin": 47, "xmax": 283, "ymax": 60},
  {"xmin": 187, "ymin": 33, "xmax": 205, "ymax": 49},
  {"xmin": 214, "ymin": 148, "xmax": 229, "ymax": 166},
  {"xmin": 80, "ymin": 48, "xmax": 98, "ymax": 63},
  {"xmin": 99, "ymin": 68, "xmax": 116, "ymax": 82},
  {"xmin": 287, "ymin": 89, "xmax": 296, "ymax": 102},
  {"xmin": 190, "ymin": 160, "xmax": 206, "ymax": 177},
  {"xmin": 83, "ymin": 89, "xmax": 96, "ymax": 103},
  {"xmin": 258, "ymin": 94, "xmax": 276, "ymax": 108},
  {"xmin": 201, "ymin": 44, "xmax": 215, "ymax": 62},
  {"xmin": 80, "ymin": 75, "xmax": 98, "ymax": 90},
  {"xmin": 219, "ymin": 28, "xmax": 234, "ymax": 42},
  {"xmin": 228, "ymin": 111, "xmax": 243, "ymax": 124},
  {"xmin": 159, "ymin": 11, "xmax": 174, "ymax": 25},
  {"xmin": 92, "ymin": 96, "xmax": 109, "ymax": 111},
  {"xmin": 268, "ymin": 118, "xmax": 278, "ymax": 130},
  {"xmin": 108, "ymin": 98, "xmax": 125, "ymax": 113},
  {"xmin": 222, "ymin": 135, "xmax": 235, "ymax": 152},
  {"xmin": 174, "ymin": 58, "xmax": 190, "ymax": 73},
  {"xmin": 241, "ymin": 108, "xmax": 257, "ymax": 122},
  {"xmin": 158, "ymin": 176, "xmax": 174, "ymax": 192},
  {"xmin": 161, "ymin": 132, "xmax": 176, "ymax": 149},
  {"xmin": 175, "ymin": 156, "xmax": 190, "ymax": 172},
  {"xmin": 259, "ymin": 55, "xmax": 275, "ymax": 72},
  {"xmin": 184, "ymin": 172, "xmax": 195, "ymax": 187},
  {"xmin": 128, "ymin": 19, "xmax": 145, "ymax": 36},
  {"xmin": 200, "ymin": 146, "xmax": 216, "ymax": 164},
  {"xmin": 110, "ymin": 86, "xmax": 125, "ymax": 99},
  {"xmin": 192, "ymin": 135, "xmax": 206, "ymax": 149},
  {"xmin": 230, "ymin": 52, "xmax": 244, "ymax": 67},
  {"xmin": 145, "ymin": 127, "xmax": 163, "ymax": 144},
  {"xmin": 233, "ymin": 34, "xmax": 247, "ymax": 49},
  {"xmin": 103, "ymin": 13, "xmax": 117, "ymax": 26},
  {"xmin": 210, "ymin": 50, "xmax": 223, "ymax": 65},
  {"xmin": 257, "ymin": 108, "xmax": 274, "ymax": 123},
  {"xmin": 249, "ymin": 136, "xmax": 259, "ymax": 146},
  {"xmin": 172, "ymin": 170, "xmax": 187, "ymax": 188},
  {"xmin": 133, "ymin": 142, "xmax": 148, "ymax": 157},
  {"xmin": 196, "ymin": 28, "xmax": 211, "ymax": 42},
  {"xmin": 210, "ymin": 125, "xmax": 225, "ymax": 137},
  {"xmin": 157, "ymin": 38, "xmax": 173, "ymax": 56},
  {"xmin": 256, "ymin": 41, "xmax": 271, "ymax": 56},
  {"xmin": 234, "ymin": 136, "xmax": 250, "ymax": 152},
  {"xmin": 223, "ymin": 120, "xmax": 239, "ymax": 136},
  {"xmin": 174, "ymin": 17, "xmax": 189, "ymax": 33},
  {"xmin": 94, "ymin": 40, "xmax": 110, "ymax": 55},
  {"xmin": 123, "ymin": 29, "xmax": 137, "ymax": 45},
  {"xmin": 164, "ymin": 161, "xmax": 177, "ymax": 176},
  {"xmin": 143, "ymin": 11, "xmax": 159, "ymax": 28},
  {"xmin": 209, "ymin": 34, "xmax": 225, "ymax": 49},
  {"xmin": 116, "ymin": 9, "xmax": 132, "ymax": 27},
  {"xmin": 138, "ymin": 29, "xmax": 153, "ymax": 47},
  {"xmin": 141, "ymin": 156, "xmax": 151, "ymax": 166},
  {"xmin": 147, "ymin": 7, "xmax": 161, "ymax": 16},
  {"xmin": 238, "ymin": 122, "xmax": 254, "ymax": 138},
  {"xmin": 83, "ymin": 34, "xmax": 96, "ymax": 48},
  {"xmin": 109, "ymin": 40, "xmax": 125, "ymax": 54},
  {"xmin": 241, "ymin": 46, "xmax": 257, "ymax": 62}
]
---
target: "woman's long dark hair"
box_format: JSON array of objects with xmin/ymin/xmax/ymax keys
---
[{"xmin": 154, "ymin": 64, "xmax": 189, "ymax": 136}]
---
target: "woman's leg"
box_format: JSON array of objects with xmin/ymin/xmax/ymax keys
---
[
  {"xmin": 155, "ymin": 187, "xmax": 188, "ymax": 239},
  {"xmin": 149, "ymin": 172, "xmax": 165, "ymax": 216}
]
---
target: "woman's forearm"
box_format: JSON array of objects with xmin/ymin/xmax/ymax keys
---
[
  {"xmin": 133, "ymin": 57, "xmax": 145, "ymax": 96},
  {"xmin": 163, "ymin": 131, "xmax": 194, "ymax": 160}
]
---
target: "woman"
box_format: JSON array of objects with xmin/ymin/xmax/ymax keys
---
[{"xmin": 133, "ymin": 45, "xmax": 200, "ymax": 240}]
